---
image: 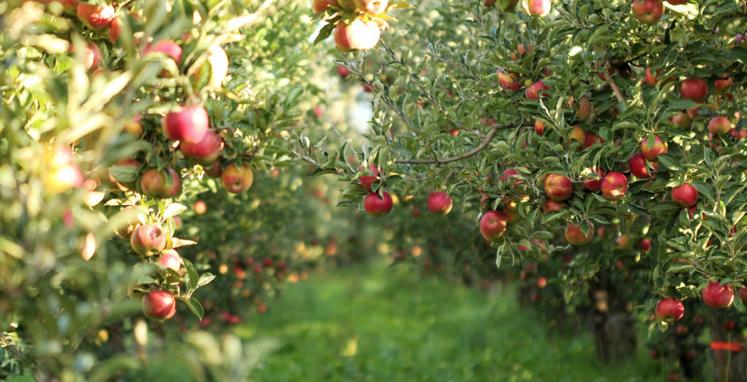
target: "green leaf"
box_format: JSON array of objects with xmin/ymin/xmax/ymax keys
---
[{"xmin": 183, "ymin": 297, "xmax": 205, "ymax": 320}]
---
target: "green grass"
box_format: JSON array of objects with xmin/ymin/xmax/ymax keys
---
[{"xmin": 238, "ymin": 262, "xmax": 660, "ymax": 382}]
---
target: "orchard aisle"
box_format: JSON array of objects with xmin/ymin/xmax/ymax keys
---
[{"xmin": 238, "ymin": 262, "xmax": 659, "ymax": 382}]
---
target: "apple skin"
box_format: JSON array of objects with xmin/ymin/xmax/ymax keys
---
[
  {"xmin": 671, "ymin": 112, "xmax": 692, "ymax": 129},
  {"xmin": 479, "ymin": 210, "xmax": 508, "ymax": 241},
  {"xmin": 708, "ymin": 116, "xmax": 732, "ymax": 134},
  {"xmin": 130, "ymin": 224, "xmax": 167, "ymax": 256},
  {"xmin": 355, "ymin": 0, "xmax": 388, "ymax": 14},
  {"xmin": 542, "ymin": 199, "xmax": 566, "ymax": 213},
  {"xmin": 163, "ymin": 105, "xmax": 209, "ymax": 144},
  {"xmin": 180, "ymin": 129, "xmax": 224, "ymax": 163},
  {"xmin": 312, "ymin": 0, "xmax": 337, "ymax": 13},
  {"xmin": 334, "ymin": 19, "xmax": 381, "ymax": 51},
  {"xmin": 640, "ymin": 136, "xmax": 668, "ymax": 160},
  {"xmin": 702, "ymin": 281, "xmax": 734, "ymax": 309},
  {"xmin": 427, "ymin": 191, "xmax": 453, "ymax": 215},
  {"xmin": 221, "ymin": 164, "xmax": 254, "ymax": 193},
  {"xmin": 544, "ymin": 173, "xmax": 573, "ymax": 202},
  {"xmin": 534, "ymin": 120, "xmax": 545, "ymax": 135},
  {"xmin": 143, "ymin": 40, "xmax": 183, "ymax": 65},
  {"xmin": 364, "ymin": 192, "xmax": 393, "ymax": 215},
  {"xmin": 108, "ymin": 17, "xmax": 120, "ymax": 44},
  {"xmin": 671, "ymin": 184, "xmax": 698, "ymax": 208},
  {"xmin": 359, "ymin": 175, "xmax": 378, "ymax": 191},
  {"xmin": 644, "ymin": 67, "xmax": 657, "ymax": 86},
  {"xmin": 739, "ymin": 287, "xmax": 747, "ymax": 302},
  {"xmin": 679, "ymin": 78, "xmax": 708, "ymax": 101},
  {"xmin": 161, "ymin": 168, "xmax": 182, "ymax": 198},
  {"xmin": 583, "ymin": 168, "xmax": 605, "ymax": 191},
  {"xmin": 337, "ymin": 65, "xmax": 351, "ymax": 78},
  {"xmin": 714, "ymin": 77, "xmax": 733, "ymax": 92},
  {"xmin": 655, "ymin": 298, "xmax": 685, "ymax": 320},
  {"xmin": 639, "ymin": 237, "xmax": 653, "ymax": 252},
  {"xmin": 567, "ymin": 126, "xmax": 586, "ymax": 149},
  {"xmin": 631, "ymin": 0, "xmax": 664, "ymax": 25},
  {"xmin": 601, "ymin": 172, "xmax": 628, "ymax": 201},
  {"xmin": 158, "ymin": 249, "xmax": 183, "ymax": 271},
  {"xmin": 142, "ymin": 290, "xmax": 177, "ymax": 320},
  {"xmin": 498, "ymin": 71, "xmax": 521, "ymax": 92},
  {"xmin": 564, "ymin": 222, "xmax": 594, "ymax": 245},
  {"xmin": 524, "ymin": 0, "xmax": 551, "ymax": 16},
  {"xmin": 76, "ymin": 2, "xmax": 115, "ymax": 30},
  {"xmin": 500, "ymin": 169, "xmax": 523, "ymax": 184},
  {"xmin": 43, "ymin": 145, "xmax": 84, "ymax": 195},
  {"xmin": 139, "ymin": 168, "xmax": 181, "ymax": 198},
  {"xmin": 525, "ymin": 80, "xmax": 550, "ymax": 100},
  {"xmin": 629, "ymin": 153, "xmax": 655, "ymax": 178}
]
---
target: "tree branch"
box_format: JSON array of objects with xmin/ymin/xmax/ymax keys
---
[
  {"xmin": 604, "ymin": 61, "xmax": 626, "ymax": 107},
  {"xmin": 395, "ymin": 124, "xmax": 506, "ymax": 165}
]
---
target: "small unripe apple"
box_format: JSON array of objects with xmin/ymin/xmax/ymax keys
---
[
  {"xmin": 640, "ymin": 136, "xmax": 667, "ymax": 160},
  {"xmin": 525, "ymin": 80, "xmax": 550, "ymax": 100},
  {"xmin": 158, "ymin": 249, "xmax": 183, "ymax": 271},
  {"xmin": 364, "ymin": 192, "xmax": 393, "ymax": 215},
  {"xmin": 334, "ymin": 19, "xmax": 381, "ymax": 51},
  {"xmin": 427, "ymin": 191, "xmax": 453, "ymax": 215},
  {"xmin": 180, "ymin": 129, "xmax": 223, "ymax": 163},
  {"xmin": 601, "ymin": 172, "xmax": 628, "ymax": 201},
  {"xmin": 655, "ymin": 298, "xmax": 684, "ymax": 320},
  {"xmin": 76, "ymin": 2, "xmax": 115, "ymax": 30},
  {"xmin": 163, "ymin": 105, "xmax": 209, "ymax": 144},
  {"xmin": 221, "ymin": 164, "xmax": 254, "ymax": 193},
  {"xmin": 631, "ymin": 0, "xmax": 664, "ymax": 25},
  {"xmin": 498, "ymin": 71, "xmax": 521, "ymax": 92},
  {"xmin": 707, "ymin": 116, "xmax": 732, "ymax": 134},
  {"xmin": 130, "ymin": 224, "xmax": 167, "ymax": 256},
  {"xmin": 679, "ymin": 78, "xmax": 708, "ymax": 101},
  {"xmin": 142, "ymin": 290, "xmax": 177, "ymax": 320},
  {"xmin": 671, "ymin": 184, "xmax": 698, "ymax": 208},
  {"xmin": 81, "ymin": 42, "xmax": 102, "ymax": 71},
  {"xmin": 544, "ymin": 173, "xmax": 573, "ymax": 202},
  {"xmin": 564, "ymin": 222, "xmax": 594, "ymax": 245},
  {"xmin": 702, "ymin": 281, "xmax": 734, "ymax": 309},
  {"xmin": 480, "ymin": 210, "xmax": 508, "ymax": 241}
]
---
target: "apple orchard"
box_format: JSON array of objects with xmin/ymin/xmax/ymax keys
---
[{"xmin": 1, "ymin": 0, "xmax": 747, "ymax": 380}]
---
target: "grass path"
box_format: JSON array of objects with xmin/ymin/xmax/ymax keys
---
[{"xmin": 238, "ymin": 262, "xmax": 659, "ymax": 382}]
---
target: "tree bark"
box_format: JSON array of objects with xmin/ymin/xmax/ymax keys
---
[{"xmin": 589, "ymin": 288, "xmax": 637, "ymax": 362}]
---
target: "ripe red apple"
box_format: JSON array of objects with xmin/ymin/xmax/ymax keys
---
[
  {"xmin": 542, "ymin": 199, "xmax": 566, "ymax": 213},
  {"xmin": 639, "ymin": 237, "xmax": 653, "ymax": 252},
  {"xmin": 312, "ymin": 0, "xmax": 336, "ymax": 13},
  {"xmin": 479, "ymin": 210, "xmax": 508, "ymax": 241},
  {"xmin": 163, "ymin": 105, "xmax": 209, "ymax": 144},
  {"xmin": 364, "ymin": 192, "xmax": 393, "ymax": 215},
  {"xmin": 139, "ymin": 168, "xmax": 181, "ymax": 198},
  {"xmin": 714, "ymin": 77, "xmax": 733, "ymax": 92},
  {"xmin": 629, "ymin": 153, "xmax": 654, "ymax": 178},
  {"xmin": 221, "ymin": 164, "xmax": 254, "ymax": 193},
  {"xmin": 564, "ymin": 222, "xmax": 594, "ymax": 245},
  {"xmin": 631, "ymin": 0, "xmax": 664, "ymax": 24},
  {"xmin": 702, "ymin": 281, "xmax": 734, "ymax": 309},
  {"xmin": 536, "ymin": 277, "xmax": 547, "ymax": 288},
  {"xmin": 671, "ymin": 184, "xmax": 698, "ymax": 207},
  {"xmin": 655, "ymin": 298, "xmax": 684, "ymax": 320},
  {"xmin": 500, "ymin": 168, "xmax": 523, "ymax": 185},
  {"xmin": 449, "ymin": 128, "xmax": 460, "ymax": 137},
  {"xmin": 544, "ymin": 173, "xmax": 573, "ymax": 201},
  {"xmin": 708, "ymin": 116, "xmax": 731, "ymax": 134},
  {"xmin": 525, "ymin": 80, "xmax": 550, "ymax": 100},
  {"xmin": 143, "ymin": 39, "xmax": 183, "ymax": 64},
  {"xmin": 679, "ymin": 78, "xmax": 708, "ymax": 101},
  {"xmin": 427, "ymin": 192, "xmax": 453, "ymax": 215},
  {"xmin": 583, "ymin": 168, "xmax": 605, "ymax": 192},
  {"xmin": 644, "ymin": 67, "xmax": 657, "ymax": 86},
  {"xmin": 534, "ymin": 120, "xmax": 545, "ymax": 135},
  {"xmin": 739, "ymin": 287, "xmax": 747, "ymax": 302},
  {"xmin": 498, "ymin": 71, "xmax": 521, "ymax": 92},
  {"xmin": 355, "ymin": 0, "xmax": 388, "ymax": 14},
  {"xmin": 640, "ymin": 136, "xmax": 668, "ymax": 160},
  {"xmin": 158, "ymin": 249, "xmax": 183, "ymax": 271},
  {"xmin": 337, "ymin": 64, "xmax": 351, "ymax": 78},
  {"xmin": 524, "ymin": 0, "xmax": 551, "ymax": 16},
  {"xmin": 205, "ymin": 161, "xmax": 222, "ymax": 178},
  {"xmin": 180, "ymin": 129, "xmax": 223, "ymax": 163},
  {"xmin": 142, "ymin": 290, "xmax": 177, "ymax": 320},
  {"xmin": 334, "ymin": 19, "xmax": 381, "ymax": 51},
  {"xmin": 76, "ymin": 2, "xmax": 115, "ymax": 29},
  {"xmin": 583, "ymin": 132, "xmax": 603, "ymax": 148},
  {"xmin": 359, "ymin": 175, "xmax": 378, "ymax": 191},
  {"xmin": 567, "ymin": 126, "xmax": 586, "ymax": 148},
  {"xmin": 601, "ymin": 172, "xmax": 628, "ymax": 201},
  {"xmin": 671, "ymin": 112, "xmax": 692, "ymax": 129},
  {"xmin": 108, "ymin": 17, "xmax": 120, "ymax": 44},
  {"xmin": 130, "ymin": 224, "xmax": 167, "ymax": 256}
]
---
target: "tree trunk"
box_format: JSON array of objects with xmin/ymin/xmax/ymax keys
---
[
  {"xmin": 710, "ymin": 316, "xmax": 747, "ymax": 382},
  {"xmin": 589, "ymin": 289, "xmax": 637, "ymax": 362}
]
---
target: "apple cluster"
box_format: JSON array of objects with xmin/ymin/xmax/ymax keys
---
[{"xmin": 312, "ymin": 0, "xmax": 404, "ymax": 52}]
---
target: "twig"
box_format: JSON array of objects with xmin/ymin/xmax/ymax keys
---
[
  {"xmin": 395, "ymin": 124, "xmax": 505, "ymax": 165},
  {"xmin": 605, "ymin": 61, "xmax": 626, "ymax": 106}
]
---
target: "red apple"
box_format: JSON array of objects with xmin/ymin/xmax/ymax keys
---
[
  {"xmin": 76, "ymin": 2, "xmax": 115, "ymax": 30},
  {"xmin": 221, "ymin": 164, "xmax": 254, "ymax": 193},
  {"xmin": 739, "ymin": 287, "xmax": 747, "ymax": 302},
  {"xmin": 158, "ymin": 249, "xmax": 183, "ymax": 271},
  {"xmin": 142, "ymin": 290, "xmax": 177, "ymax": 320},
  {"xmin": 427, "ymin": 191, "xmax": 453, "ymax": 215},
  {"xmin": 337, "ymin": 64, "xmax": 351, "ymax": 78},
  {"xmin": 480, "ymin": 210, "xmax": 508, "ymax": 241},
  {"xmin": 629, "ymin": 154, "xmax": 656, "ymax": 178},
  {"xmin": 537, "ymin": 277, "xmax": 547, "ymax": 288},
  {"xmin": 498, "ymin": 71, "xmax": 521, "ymax": 92},
  {"xmin": 543, "ymin": 199, "xmax": 566, "ymax": 213},
  {"xmin": 601, "ymin": 172, "xmax": 628, "ymax": 201},
  {"xmin": 708, "ymin": 116, "xmax": 731, "ymax": 134},
  {"xmin": 564, "ymin": 222, "xmax": 594, "ymax": 245},
  {"xmin": 334, "ymin": 19, "xmax": 381, "ymax": 51},
  {"xmin": 525, "ymin": 80, "xmax": 550, "ymax": 100},
  {"xmin": 163, "ymin": 105, "xmax": 209, "ymax": 144},
  {"xmin": 671, "ymin": 112, "xmax": 692, "ymax": 129},
  {"xmin": 640, "ymin": 135, "xmax": 667, "ymax": 160},
  {"xmin": 130, "ymin": 224, "xmax": 166, "ymax": 256},
  {"xmin": 108, "ymin": 16, "xmax": 120, "ymax": 44},
  {"xmin": 534, "ymin": 120, "xmax": 545, "ymax": 135},
  {"xmin": 639, "ymin": 237, "xmax": 653, "ymax": 252},
  {"xmin": 525, "ymin": 0, "xmax": 551, "ymax": 16},
  {"xmin": 583, "ymin": 168, "xmax": 605, "ymax": 191},
  {"xmin": 359, "ymin": 175, "xmax": 378, "ymax": 191},
  {"xmin": 312, "ymin": 0, "xmax": 336, "ymax": 13},
  {"xmin": 714, "ymin": 77, "xmax": 733, "ymax": 92},
  {"xmin": 655, "ymin": 298, "xmax": 684, "ymax": 320},
  {"xmin": 139, "ymin": 168, "xmax": 181, "ymax": 198},
  {"xmin": 702, "ymin": 281, "xmax": 734, "ymax": 309},
  {"xmin": 567, "ymin": 126, "xmax": 586, "ymax": 148},
  {"xmin": 193, "ymin": 200, "xmax": 207, "ymax": 215},
  {"xmin": 679, "ymin": 78, "xmax": 708, "ymax": 101},
  {"xmin": 205, "ymin": 161, "xmax": 222, "ymax": 178},
  {"xmin": 143, "ymin": 39, "xmax": 183, "ymax": 64},
  {"xmin": 671, "ymin": 184, "xmax": 698, "ymax": 208},
  {"xmin": 500, "ymin": 168, "xmax": 523, "ymax": 185},
  {"xmin": 631, "ymin": 0, "xmax": 664, "ymax": 25},
  {"xmin": 544, "ymin": 173, "xmax": 573, "ymax": 201},
  {"xmin": 583, "ymin": 132, "xmax": 603, "ymax": 148},
  {"xmin": 644, "ymin": 67, "xmax": 657, "ymax": 86},
  {"xmin": 180, "ymin": 129, "xmax": 223, "ymax": 163},
  {"xmin": 364, "ymin": 192, "xmax": 393, "ymax": 215}
]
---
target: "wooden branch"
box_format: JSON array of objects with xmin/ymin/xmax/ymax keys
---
[
  {"xmin": 395, "ymin": 124, "xmax": 505, "ymax": 165},
  {"xmin": 604, "ymin": 61, "xmax": 626, "ymax": 106}
]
